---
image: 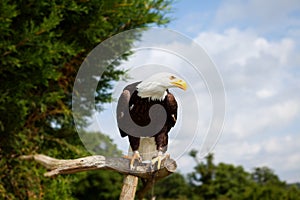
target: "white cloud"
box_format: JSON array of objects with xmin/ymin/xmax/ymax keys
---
[
  {"xmin": 213, "ymin": 131, "xmax": 300, "ymax": 182},
  {"xmin": 195, "ymin": 28, "xmax": 299, "ymax": 123},
  {"xmin": 214, "ymin": 0, "xmax": 300, "ymax": 32},
  {"xmin": 229, "ymin": 100, "xmax": 300, "ymax": 138},
  {"xmin": 194, "ymin": 27, "xmax": 300, "ymax": 182},
  {"xmin": 256, "ymin": 88, "xmax": 276, "ymax": 98},
  {"xmin": 264, "ymin": 135, "xmax": 292, "ymax": 154},
  {"xmin": 196, "ymin": 28, "xmax": 295, "ymax": 68}
]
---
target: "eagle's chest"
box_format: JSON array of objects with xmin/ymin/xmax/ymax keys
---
[{"xmin": 129, "ymin": 96, "xmax": 166, "ymax": 126}]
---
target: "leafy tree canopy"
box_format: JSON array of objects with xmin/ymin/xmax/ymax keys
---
[
  {"xmin": 186, "ymin": 150, "xmax": 300, "ymax": 200},
  {"xmin": 0, "ymin": 0, "xmax": 172, "ymax": 198}
]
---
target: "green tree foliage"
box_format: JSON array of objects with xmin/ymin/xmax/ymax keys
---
[
  {"xmin": 151, "ymin": 172, "xmax": 190, "ymax": 200},
  {"xmin": 185, "ymin": 151, "xmax": 300, "ymax": 200},
  {"xmin": 0, "ymin": 0, "xmax": 172, "ymax": 199},
  {"xmin": 73, "ymin": 170, "xmax": 123, "ymax": 200},
  {"xmin": 72, "ymin": 132, "xmax": 124, "ymax": 200},
  {"xmin": 249, "ymin": 167, "xmax": 289, "ymax": 199}
]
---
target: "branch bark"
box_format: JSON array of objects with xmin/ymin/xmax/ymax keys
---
[{"xmin": 20, "ymin": 154, "xmax": 177, "ymax": 180}]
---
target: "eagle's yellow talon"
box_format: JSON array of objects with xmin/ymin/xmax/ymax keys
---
[
  {"xmin": 151, "ymin": 152, "xmax": 168, "ymax": 170},
  {"xmin": 129, "ymin": 151, "xmax": 142, "ymax": 170}
]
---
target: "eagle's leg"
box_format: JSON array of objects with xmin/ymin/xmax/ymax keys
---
[
  {"xmin": 151, "ymin": 133, "xmax": 169, "ymax": 169},
  {"xmin": 151, "ymin": 151, "xmax": 170, "ymax": 170},
  {"xmin": 151, "ymin": 133, "xmax": 170, "ymax": 170},
  {"xmin": 123, "ymin": 136, "xmax": 142, "ymax": 170},
  {"xmin": 129, "ymin": 150, "xmax": 142, "ymax": 170},
  {"xmin": 123, "ymin": 150, "xmax": 142, "ymax": 170}
]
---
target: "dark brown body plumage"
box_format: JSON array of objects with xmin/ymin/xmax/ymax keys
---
[{"xmin": 117, "ymin": 82, "xmax": 178, "ymax": 152}]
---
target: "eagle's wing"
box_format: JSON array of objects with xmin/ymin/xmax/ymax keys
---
[
  {"xmin": 166, "ymin": 92, "xmax": 178, "ymax": 127},
  {"xmin": 117, "ymin": 89, "xmax": 131, "ymax": 138},
  {"xmin": 116, "ymin": 82, "xmax": 141, "ymax": 138}
]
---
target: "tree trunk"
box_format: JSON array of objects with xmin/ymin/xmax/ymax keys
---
[
  {"xmin": 119, "ymin": 175, "xmax": 139, "ymax": 200},
  {"xmin": 119, "ymin": 138, "xmax": 157, "ymax": 200}
]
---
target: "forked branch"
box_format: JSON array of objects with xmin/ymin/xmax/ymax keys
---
[{"xmin": 20, "ymin": 154, "xmax": 176, "ymax": 179}]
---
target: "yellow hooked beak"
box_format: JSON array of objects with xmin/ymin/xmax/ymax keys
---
[{"xmin": 171, "ymin": 79, "xmax": 187, "ymax": 91}]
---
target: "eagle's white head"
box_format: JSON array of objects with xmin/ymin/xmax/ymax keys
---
[{"xmin": 136, "ymin": 72, "xmax": 187, "ymax": 101}]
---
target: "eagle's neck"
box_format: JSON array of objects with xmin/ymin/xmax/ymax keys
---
[
  {"xmin": 138, "ymin": 90, "xmax": 167, "ymax": 101},
  {"xmin": 136, "ymin": 82, "xmax": 167, "ymax": 101}
]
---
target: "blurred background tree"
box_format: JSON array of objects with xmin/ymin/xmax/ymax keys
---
[
  {"xmin": 0, "ymin": 0, "xmax": 172, "ymax": 199},
  {"xmin": 150, "ymin": 172, "xmax": 190, "ymax": 200},
  {"xmin": 186, "ymin": 151, "xmax": 300, "ymax": 200}
]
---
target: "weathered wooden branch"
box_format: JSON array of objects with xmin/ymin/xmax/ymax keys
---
[
  {"xmin": 20, "ymin": 154, "xmax": 177, "ymax": 180},
  {"xmin": 21, "ymin": 153, "xmax": 176, "ymax": 199}
]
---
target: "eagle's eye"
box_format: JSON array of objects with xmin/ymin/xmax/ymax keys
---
[{"xmin": 169, "ymin": 75, "xmax": 176, "ymax": 80}]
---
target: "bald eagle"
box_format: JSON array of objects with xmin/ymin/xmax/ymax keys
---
[{"xmin": 117, "ymin": 72, "xmax": 187, "ymax": 169}]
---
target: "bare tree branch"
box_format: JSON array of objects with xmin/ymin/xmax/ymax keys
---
[{"xmin": 20, "ymin": 154, "xmax": 177, "ymax": 180}]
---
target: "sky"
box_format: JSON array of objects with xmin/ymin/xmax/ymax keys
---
[
  {"xmin": 166, "ymin": 0, "xmax": 300, "ymax": 182},
  {"xmin": 82, "ymin": 0, "xmax": 300, "ymax": 183}
]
